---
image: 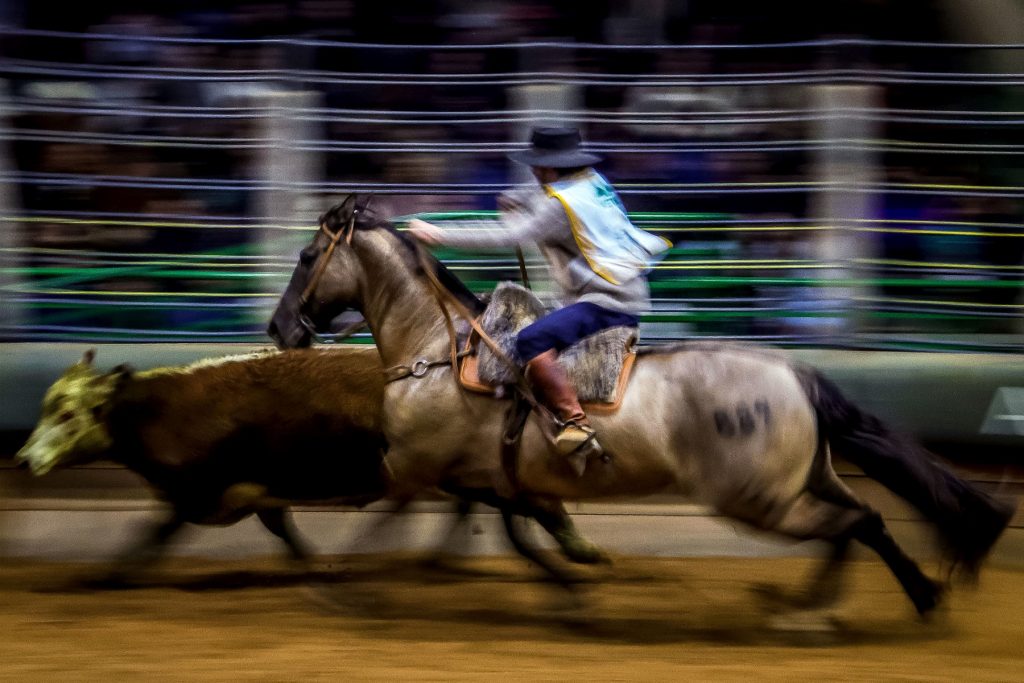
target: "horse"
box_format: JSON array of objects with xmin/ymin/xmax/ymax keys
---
[
  {"xmin": 268, "ymin": 196, "xmax": 1015, "ymax": 618},
  {"xmin": 15, "ymin": 346, "xmax": 603, "ymax": 584}
]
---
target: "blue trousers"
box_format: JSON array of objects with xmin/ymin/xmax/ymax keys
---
[{"xmin": 515, "ymin": 302, "xmax": 639, "ymax": 362}]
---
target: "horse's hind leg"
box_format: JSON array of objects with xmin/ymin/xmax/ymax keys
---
[
  {"xmin": 767, "ymin": 492, "xmax": 941, "ymax": 617},
  {"xmin": 848, "ymin": 508, "xmax": 943, "ymax": 616}
]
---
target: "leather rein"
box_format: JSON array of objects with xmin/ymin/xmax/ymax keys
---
[
  {"xmin": 298, "ymin": 213, "xmax": 531, "ymax": 396},
  {"xmin": 411, "ymin": 241, "xmax": 545, "ymax": 412},
  {"xmin": 299, "ymin": 214, "xmax": 550, "ymax": 489},
  {"xmin": 411, "ymin": 241, "xmax": 553, "ymax": 488}
]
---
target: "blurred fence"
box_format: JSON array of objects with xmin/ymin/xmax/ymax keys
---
[{"xmin": 0, "ymin": 30, "xmax": 1022, "ymax": 350}]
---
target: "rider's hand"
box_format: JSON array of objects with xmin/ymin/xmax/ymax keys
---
[
  {"xmin": 408, "ymin": 219, "xmax": 444, "ymax": 246},
  {"xmin": 497, "ymin": 195, "xmax": 522, "ymax": 212}
]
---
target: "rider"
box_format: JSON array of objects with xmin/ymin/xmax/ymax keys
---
[{"xmin": 409, "ymin": 126, "xmax": 669, "ymax": 476}]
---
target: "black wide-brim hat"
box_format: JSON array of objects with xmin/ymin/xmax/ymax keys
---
[{"xmin": 508, "ymin": 126, "xmax": 603, "ymax": 169}]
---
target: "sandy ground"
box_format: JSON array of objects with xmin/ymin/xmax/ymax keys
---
[{"xmin": 0, "ymin": 553, "xmax": 1021, "ymax": 682}]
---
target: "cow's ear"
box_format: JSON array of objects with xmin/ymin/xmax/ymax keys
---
[
  {"xmin": 111, "ymin": 363, "xmax": 135, "ymax": 381},
  {"xmin": 95, "ymin": 363, "xmax": 134, "ymax": 390}
]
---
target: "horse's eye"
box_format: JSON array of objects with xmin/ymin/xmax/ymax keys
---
[
  {"xmin": 299, "ymin": 248, "xmax": 318, "ymax": 265},
  {"xmin": 58, "ymin": 410, "xmax": 75, "ymax": 424}
]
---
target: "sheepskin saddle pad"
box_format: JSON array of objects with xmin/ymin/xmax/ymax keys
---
[{"xmin": 466, "ymin": 282, "xmax": 637, "ymax": 404}]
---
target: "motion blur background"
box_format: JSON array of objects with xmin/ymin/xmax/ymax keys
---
[{"xmin": 0, "ymin": 0, "xmax": 1022, "ymax": 351}]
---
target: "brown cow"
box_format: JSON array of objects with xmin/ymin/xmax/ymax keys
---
[{"xmin": 16, "ymin": 347, "xmax": 602, "ymax": 585}]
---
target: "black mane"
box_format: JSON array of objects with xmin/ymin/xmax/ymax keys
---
[{"xmin": 322, "ymin": 195, "xmax": 485, "ymax": 317}]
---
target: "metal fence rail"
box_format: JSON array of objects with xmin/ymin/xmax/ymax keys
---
[{"xmin": 0, "ymin": 30, "xmax": 1021, "ymax": 350}]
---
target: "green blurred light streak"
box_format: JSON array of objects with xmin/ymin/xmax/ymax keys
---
[
  {"xmin": 31, "ymin": 303, "xmax": 257, "ymax": 329},
  {"xmin": 4, "ymin": 267, "xmax": 277, "ymax": 280},
  {"xmin": 3, "ymin": 235, "xmax": 303, "ymax": 290},
  {"xmin": 650, "ymin": 277, "xmax": 1023, "ymax": 289},
  {"xmin": 643, "ymin": 311, "xmax": 980, "ymax": 322},
  {"xmin": 9, "ymin": 269, "xmax": 1023, "ymax": 289}
]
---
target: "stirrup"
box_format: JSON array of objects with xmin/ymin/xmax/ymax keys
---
[
  {"xmin": 555, "ymin": 422, "xmax": 603, "ymax": 477},
  {"xmin": 553, "ymin": 420, "xmax": 597, "ymax": 449},
  {"xmin": 565, "ymin": 433, "xmax": 602, "ymax": 477},
  {"xmin": 569, "ymin": 428, "xmax": 603, "ymax": 457}
]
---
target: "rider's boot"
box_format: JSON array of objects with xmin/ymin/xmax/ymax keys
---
[{"xmin": 525, "ymin": 349, "xmax": 602, "ymax": 477}]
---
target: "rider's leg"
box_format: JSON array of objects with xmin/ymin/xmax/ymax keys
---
[
  {"xmin": 525, "ymin": 349, "xmax": 598, "ymax": 459},
  {"xmin": 517, "ymin": 302, "xmax": 636, "ymax": 474}
]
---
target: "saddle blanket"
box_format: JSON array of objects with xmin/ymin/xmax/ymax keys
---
[{"xmin": 459, "ymin": 282, "xmax": 637, "ymax": 406}]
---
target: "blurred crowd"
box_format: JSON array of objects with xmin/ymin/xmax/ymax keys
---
[{"xmin": 1, "ymin": 0, "xmax": 1021, "ymax": 344}]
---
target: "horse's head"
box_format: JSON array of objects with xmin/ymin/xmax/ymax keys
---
[
  {"xmin": 268, "ymin": 195, "xmax": 374, "ymax": 349},
  {"xmin": 16, "ymin": 350, "xmax": 129, "ymax": 475}
]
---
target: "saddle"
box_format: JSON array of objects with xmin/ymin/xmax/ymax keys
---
[{"xmin": 458, "ymin": 282, "xmax": 638, "ymax": 414}]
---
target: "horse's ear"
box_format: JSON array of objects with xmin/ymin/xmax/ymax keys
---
[
  {"xmin": 82, "ymin": 348, "xmax": 96, "ymax": 366},
  {"xmin": 320, "ymin": 195, "xmax": 357, "ymax": 232},
  {"xmin": 355, "ymin": 193, "xmax": 374, "ymax": 214}
]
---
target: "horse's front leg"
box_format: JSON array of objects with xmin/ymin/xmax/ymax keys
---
[
  {"xmin": 380, "ymin": 445, "xmax": 442, "ymax": 501},
  {"xmin": 437, "ymin": 481, "xmax": 607, "ymax": 567},
  {"xmin": 519, "ymin": 494, "xmax": 609, "ymax": 565}
]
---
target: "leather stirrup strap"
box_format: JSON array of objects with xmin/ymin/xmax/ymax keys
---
[{"xmin": 500, "ymin": 392, "xmax": 532, "ymax": 490}]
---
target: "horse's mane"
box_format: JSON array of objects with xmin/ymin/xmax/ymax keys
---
[{"xmin": 321, "ymin": 196, "xmax": 485, "ymax": 317}]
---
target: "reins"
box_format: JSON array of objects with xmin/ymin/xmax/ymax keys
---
[
  {"xmin": 299, "ymin": 213, "xmax": 355, "ymax": 309},
  {"xmin": 412, "ymin": 241, "xmax": 546, "ymax": 415},
  {"xmin": 515, "ymin": 246, "xmax": 531, "ymax": 290},
  {"xmin": 300, "ymin": 211, "xmax": 545, "ymax": 426},
  {"xmin": 411, "ymin": 240, "xmax": 553, "ymax": 489}
]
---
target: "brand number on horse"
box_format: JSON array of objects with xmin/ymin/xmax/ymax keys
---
[{"xmin": 714, "ymin": 399, "xmax": 771, "ymax": 437}]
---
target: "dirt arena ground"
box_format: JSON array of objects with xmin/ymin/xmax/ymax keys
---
[{"xmin": 1, "ymin": 553, "xmax": 1021, "ymax": 681}]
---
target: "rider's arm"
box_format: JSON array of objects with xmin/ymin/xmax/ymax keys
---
[{"xmin": 409, "ymin": 195, "xmax": 566, "ymax": 249}]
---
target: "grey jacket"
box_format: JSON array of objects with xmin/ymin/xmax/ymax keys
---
[{"xmin": 435, "ymin": 186, "xmax": 651, "ymax": 314}]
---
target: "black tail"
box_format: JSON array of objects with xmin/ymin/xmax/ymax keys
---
[{"xmin": 799, "ymin": 367, "xmax": 1015, "ymax": 579}]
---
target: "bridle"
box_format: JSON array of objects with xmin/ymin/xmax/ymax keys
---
[
  {"xmin": 293, "ymin": 208, "xmax": 538, "ymax": 414},
  {"xmin": 293, "ymin": 208, "xmax": 557, "ymax": 488},
  {"xmin": 296, "ymin": 210, "xmax": 357, "ymax": 340}
]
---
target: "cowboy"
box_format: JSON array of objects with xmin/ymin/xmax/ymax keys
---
[{"xmin": 409, "ymin": 126, "xmax": 669, "ymax": 476}]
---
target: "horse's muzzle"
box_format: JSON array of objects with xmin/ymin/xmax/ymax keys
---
[{"xmin": 267, "ymin": 319, "xmax": 311, "ymax": 350}]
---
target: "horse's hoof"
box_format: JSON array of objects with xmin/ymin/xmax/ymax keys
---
[
  {"xmin": 912, "ymin": 580, "xmax": 946, "ymax": 621},
  {"xmin": 562, "ymin": 541, "xmax": 611, "ymax": 566}
]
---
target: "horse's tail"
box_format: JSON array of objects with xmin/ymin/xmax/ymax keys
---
[{"xmin": 797, "ymin": 366, "xmax": 1015, "ymax": 579}]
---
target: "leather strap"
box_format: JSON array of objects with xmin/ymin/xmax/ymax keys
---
[
  {"xmin": 299, "ymin": 214, "xmax": 356, "ymax": 308},
  {"xmin": 413, "ymin": 241, "xmax": 543, "ymax": 409},
  {"xmin": 500, "ymin": 392, "xmax": 532, "ymax": 490},
  {"xmin": 515, "ymin": 246, "xmax": 531, "ymax": 290},
  {"xmin": 383, "ymin": 350, "xmax": 470, "ymax": 384}
]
